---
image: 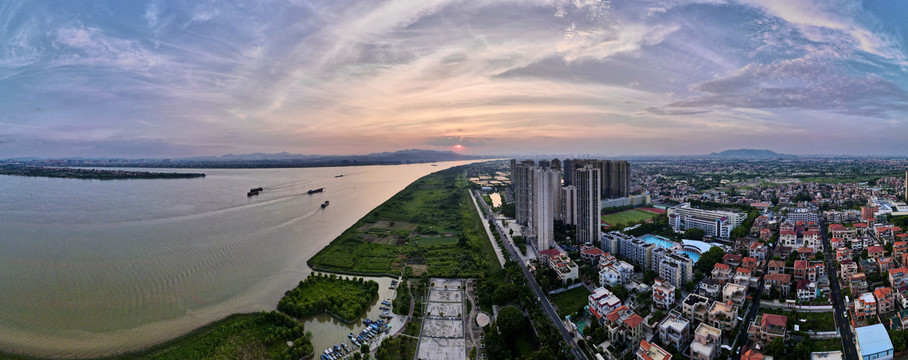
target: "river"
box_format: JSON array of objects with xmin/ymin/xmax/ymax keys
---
[{"xmin": 0, "ymin": 161, "xmax": 473, "ymax": 357}]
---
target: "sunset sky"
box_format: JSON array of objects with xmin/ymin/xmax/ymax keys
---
[{"xmin": 2, "ymin": 0, "xmax": 908, "ymax": 157}]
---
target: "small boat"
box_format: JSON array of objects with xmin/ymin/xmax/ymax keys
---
[
  {"xmin": 335, "ymin": 175, "xmax": 344, "ymax": 178},
  {"xmin": 321, "ymin": 201, "xmax": 330, "ymax": 208},
  {"xmin": 381, "ymin": 300, "xmax": 391, "ymax": 306},
  {"xmin": 307, "ymin": 188, "xmax": 324, "ymax": 194}
]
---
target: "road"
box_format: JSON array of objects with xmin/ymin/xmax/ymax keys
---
[
  {"xmin": 820, "ymin": 220, "xmax": 859, "ymax": 360},
  {"xmin": 730, "ymin": 242, "xmax": 772, "ymax": 360},
  {"xmin": 470, "ymin": 190, "xmax": 588, "ymax": 360}
]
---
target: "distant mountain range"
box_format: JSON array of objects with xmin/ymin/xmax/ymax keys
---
[
  {"xmin": 181, "ymin": 149, "xmax": 481, "ymax": 162},
  {"xmin": 707, "ymin": 149, "xmax": 794, "ymax": 158},
  {"xmin": 6, "ymin": 149, "xmax": 488, "ymax": 168}
]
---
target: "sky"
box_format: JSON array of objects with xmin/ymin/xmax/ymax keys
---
[{"xmin": 2, "ymin": 0, "xmax": 908, "ymax": 158}]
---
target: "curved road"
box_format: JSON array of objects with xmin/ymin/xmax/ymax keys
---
[{"xmin": 471, "ymin": 190, "xmax": 588, "ymax": 360}]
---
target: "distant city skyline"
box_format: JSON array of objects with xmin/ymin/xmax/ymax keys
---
[{"xmin": 3, "ymin": 0, "xmax": 908, "ymax": 157}]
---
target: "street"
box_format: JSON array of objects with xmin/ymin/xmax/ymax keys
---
[
  {"xmin": 471, "ymin": 190, "xmax": 589, "ymax": 360},
  {"xmin": 730, "ymin": 242, "xmax": 772, "ymax": 360},
  {"xmin": 820, "ymin": 220, "xmax": 859, "ymax": 360}
]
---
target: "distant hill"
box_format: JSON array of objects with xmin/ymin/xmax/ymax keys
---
[
  {"xmin": 707, "ymin": 149, "xmax": 793, "ymax": 158},
  {"xmin": 182, "ymin": 149, "xmax": 480, "ymax": 162},
  {"xmin": 9, "ymin": 149, "xmax": 487, "ymax": 169}
]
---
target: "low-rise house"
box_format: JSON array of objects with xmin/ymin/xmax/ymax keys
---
[
  {"xmin": 712, "ymin": 263, "xmax": 733, "ymax": 284},
  {"xmin": 747, "ymin": 313, "xmax": 788, "ymax": 344},
  {"xmin": 653, "ymin": 278, "xmax": 676, "ymax": 309},
  {"xmin": 840, "ymin": 260, "xmax": 858, "ymax": 281},
  {"xmin": 851, "ymin": 273, "xmax": 868, "ymax": 295},
  {"xmin": 855, "ymin": 324, "xmax": 894, "ymax": 360},
  {"xmin": 734, "ymin": 267, "xmax": 759, "ymax": 288},
  {"xmin": 722, "ymin": 253, "xmax": 743, "ymax": 268},
  {"xmin": 637, "ymin": 340, "xmax": 672, "ymax": 360},
  {"xmin": 722, "ymin": 283, "xmax": 747, "ymax": 307},
  {"xmin": 707, "ymin": 300, "xmax": 739, "ymax": 332},
  {"xmin": 658, "ymin": 311, "xmax": 690, "ymax": 351},
  {"xmin": 764, "ymin": 273, "xmax": 792, "ymax": 298},
  {"xmin": 682, "ymin": 293, "xmax": 711, "ymax": 325},
  {"xmin": 894, "ymin": 241, "xmax": 908, "ymax": 259},
  {"xmin": 803, "ymin": 230, "xmax": 821, "ymax": 249},
  {"xmin": 767, "ymin": 260, "xmax": 786, "ymax": 274},
  {"xmin": 875, "ymin": 287, "xmax": 896, "ymax": 316},
  {"xmin": 589, "ymin": 287, "xmax": 623, "ymax": 322},
  {"xmin": 603, "ymin": 306, "xmax": 646, "ymax": 346},
  {"xmin": 697, "ymin": 278, "xmax": 722, "ymax": 300},
  {"xmin": 580, "ymin": 246, "xmax": 607, "ymax": 263},
  {"xmin": 541, "ymin": 248, "xmax": 579, "ymax": 283},
  {"xmin": 890, "ymin": 308, "xmax": 908, "ymax": 330},
  {"xmin": 796, "ymin": 280, "xmax": 817, "ymax": 301},
  {"xmin": 889, "ymin": 268, "xmax": 908, "ymax": 289},
  {"xmin": 879, "ymin": 257, "xmax": 896, "ymax": 274},
  {"xmin": 749, "ymin": 242, "xmax": 769, "ymax": 262},
  {"xmin": 868, "ymin": 245, "xmax": 886, "ymax": 260},
  {"xmin": 855, "ymin": 292, "xmax": 878, "ymax": 321},
  {"xmin": 690, "ymin": 323, "xmax": 722, "ymax": 360},
  {"xmin": 794, "ymin": 260, "xmax": 808, "ymax": 281},
  {"xmin": 797, "ymin": 247, "xmax": 814, "ymax": 260},
  {"xmin": 741, "ymin": 257, "xmax": 760, "ymax": 272}
]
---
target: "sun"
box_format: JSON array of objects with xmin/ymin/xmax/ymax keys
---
[{"xmin": 454, "ymin": 144, "xmax": 463, "ymax": 150}]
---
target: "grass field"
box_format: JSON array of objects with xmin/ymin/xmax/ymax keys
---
[
  {"xmin": 277, "ymin": 273, "xmax": 379, "ymax": 322},
  {"xmin": 811, "ymin": 338, "xmax": 843, "ymax": 352},
  {"xmin": 308, "ymin": 165, "xmax": 501, "ymax": 278},
  {"xmin": 601, "ymin": 209, "xmax": 659, "ymax": 226},
  {"xmin": 761, "ymin": 308, "xmax": 837, "ymax": 331},
  {"xmin": 0, "ymin": 312, "xmax": 313, "ymax": 360},
  {"xmin": 550, "ymin": 287, "xmax": 591, "ymax": 316}
]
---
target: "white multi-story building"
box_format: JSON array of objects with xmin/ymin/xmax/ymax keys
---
[
  {"xmin": 654, "ymin": 250, "xmax": 694, "ymax": 289},
  {"xmin": 588, "ymin": 287, "xmax": 623, "ymax": 321},
  {"xmin": 653, "ymin": 278, "xmax": 677, "ymax": 309},
  {"xmin": 575, "ymin": 166, "xmax": 601, "ymax": 245},
  {"xmin": 787, "ymin": 208, "xmax": 819, "ymax": 223},
  {"xmin": 668, "ymin": 203, "xmax": 746, "ymax": 239},
  {"xmin": 531, "ymin": 168, "xmax": 559, "ymax": 251}
]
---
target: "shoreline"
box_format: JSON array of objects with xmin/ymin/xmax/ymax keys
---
[{"xmin": 1, "ymin": 161, "xmax": 489, "ymax": 359}]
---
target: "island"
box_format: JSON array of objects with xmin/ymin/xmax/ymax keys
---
[
  {"xmin": 0, "ymin": 165, "xmax": 205, "ymax": 180},
  {"xmin": 278, "ymin": 273, "xmax": 380, "ymax": 323}
]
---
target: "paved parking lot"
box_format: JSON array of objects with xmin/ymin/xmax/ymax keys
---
[{"xmin": 417, "ymin": 278, "xmax": 467, "ymax": 360}]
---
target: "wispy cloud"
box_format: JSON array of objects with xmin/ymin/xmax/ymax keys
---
[{"xmin": 0, "ymin": 0, "xmax": 907, "ymax": 157}]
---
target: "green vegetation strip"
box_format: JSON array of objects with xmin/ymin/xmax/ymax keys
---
[
  {"xmin": 1, "ymin": 312, "xmax": 312, "ymax": 360},
  {"xmin": 308, "ymin": 165, "xmax": 501, "ymax": 277},
  {"xmin": 278, "ymin": 273, "xmax": 379, "ymax": 323}
]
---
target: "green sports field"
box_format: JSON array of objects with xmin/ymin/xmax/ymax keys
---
[{"xmin": 601, "ymin": 209, "xmax": 659, "ymax": 226}]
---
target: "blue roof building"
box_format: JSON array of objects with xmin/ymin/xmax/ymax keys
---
[{"xmin": 855, "ymin": 324, "xmax": 894, "ymax": 360}]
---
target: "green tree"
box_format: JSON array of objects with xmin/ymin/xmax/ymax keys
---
[
  {"xmin": 694, "ymin": 247, "xmax": 727, "ymax": 274},
  {"xmin": 765, "ymin": 337, "xmax": 785, "ymax": 358},
  {"xmin": 530, "ymin": 348, "xmax": 557, "ymax": 360},
  {"xmin": 683, "ymin": 228, "xmax": 706, "ymax": 240},
  {"xmin": 496, "ymin": 306, "xmax": 525, "ymax": 338},
  {"xmin": 610, "ymin": 285, "xmax": 629, "ymax": 301}
]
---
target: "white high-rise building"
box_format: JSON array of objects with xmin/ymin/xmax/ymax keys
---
[
  {"xmin": 575, "ymin": 166, "xmax": 601, "ymax": 245},
  {"xmin": 514, "ymin": 160, "xmax": 535, "ymax": 225},
  {"xmin": 562, "ymin": 185, "xmax": 577, "ymax": 226},
  {"xmin": 532, "ymin": 168, "xmax": 559, "ymax": 251}
]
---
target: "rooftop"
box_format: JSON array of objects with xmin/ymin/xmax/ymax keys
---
[{"xmin": 855, "ymin": 324, "xmax": 894, "ymax": 357}]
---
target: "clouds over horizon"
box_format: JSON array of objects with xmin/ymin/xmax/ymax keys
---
[{"xmin": 1, "ymin": 0, "xmax": 907, "ymax": 157}]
